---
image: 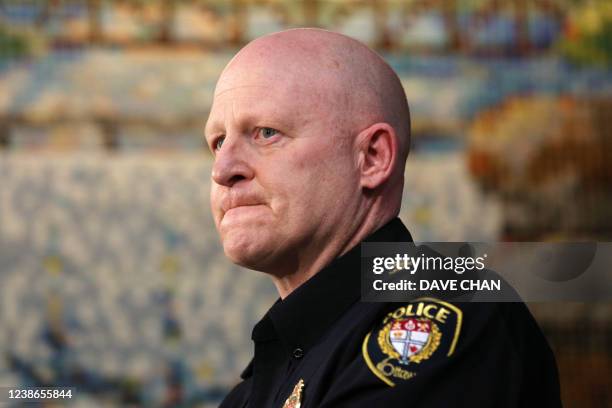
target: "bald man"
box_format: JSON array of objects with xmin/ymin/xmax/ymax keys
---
[{"xmin": 206, "ymin": 29, "xmax": 561, "ymax": 408}]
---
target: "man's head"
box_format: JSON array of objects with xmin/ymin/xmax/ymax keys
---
[{"xmin": 205, "ymin": 28, "xmax": 410, "ymax": 289}]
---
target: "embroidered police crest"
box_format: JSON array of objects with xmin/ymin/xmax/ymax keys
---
[{"xmin": 362, "ymin": 298, "xmax": 463, "ymax": 386}]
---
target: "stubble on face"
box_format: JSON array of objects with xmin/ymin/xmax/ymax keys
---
[
  {"xmin": 206, "ymin": 29, "xmax": 410, "ymax": 289},
  {"xmin": 209, "ymin": 103, "xmax": 355, "ymax": 276}
]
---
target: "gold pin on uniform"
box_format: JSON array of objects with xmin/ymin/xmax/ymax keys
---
[{"xmin": 282, "ymin": 378, "xmax": 305, "ymax": 408}]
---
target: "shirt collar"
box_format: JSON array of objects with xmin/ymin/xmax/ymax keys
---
[{"xmin": 251, "ymin": 217, "xmax": 413, "ymax": 355}]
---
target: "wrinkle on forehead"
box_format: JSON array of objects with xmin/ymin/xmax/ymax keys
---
[
  {"xmin": 208, "ymin": 90, "xmax": 315, "ymax": 136},
  {"xmin": 212, "ymin": 28, "xmax": 410, "ymax": 152}
]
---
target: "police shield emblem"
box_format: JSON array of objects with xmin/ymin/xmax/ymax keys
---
[
  {"xmin": 387, "ymin": 318, "xmax": 439, "ymax": 364},
  {"xmin": 362, "ymin": 298, "xmax": 462, "ymax": 386}
]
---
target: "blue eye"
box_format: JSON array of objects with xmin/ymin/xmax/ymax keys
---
[
  {"xmin": 260, "ymin": 128, "xmax": 278, "ymax": 138},
  {"xmin": 214, "ymin": 136, "xmax": 225, "ymax": 151}
]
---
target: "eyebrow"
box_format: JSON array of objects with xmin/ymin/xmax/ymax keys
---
[
  {"xmin": 207, "ymin": 109, "xmax": 292, "ymax": 135},
  {"xmin": 204, "ymin": 120, "xmax": 222, "ymax": 140},
  {"xmin": 203, "ymin": 87, "xmax": 303, "ymax": 142}
]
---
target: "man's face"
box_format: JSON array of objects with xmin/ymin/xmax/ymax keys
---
[{"xmin": 205, "ymin": 63, "xmax": 359, "ymax": 272}]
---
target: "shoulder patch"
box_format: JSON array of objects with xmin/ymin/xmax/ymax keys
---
[{"xmin": 362, "ymin": 298, "xmax": 463, "ymax": 386}]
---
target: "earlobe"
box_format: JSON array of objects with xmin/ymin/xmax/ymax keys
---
[{"xmin": 358, "ymin": 123, "xmax": 397, "ymax": 190}]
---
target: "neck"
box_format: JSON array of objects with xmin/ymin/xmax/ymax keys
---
[{"xmin": 271, "ymin": 209, "xmax": 395, "ymax": 299}]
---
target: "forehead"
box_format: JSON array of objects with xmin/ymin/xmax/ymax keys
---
[
  {"xmin": 205, "ymin": 69, "xmax": 328, "ymax": 135},
  {"xmin": 206, "ymin": 88, "xmax": 299, "ymax": 135}
]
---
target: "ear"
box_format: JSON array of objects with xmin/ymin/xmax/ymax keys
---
[{"xmin": 356, "ymin": 123, "xmax": 398, "ymax": 190}]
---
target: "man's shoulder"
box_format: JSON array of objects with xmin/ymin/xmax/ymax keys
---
[
  {"xmin": 315, "ymin": 298, "xmax": 561, "ymax": 407},
  {"xmin": 328, "ymin": 297, "xmax": 552, "ymax": 369}
]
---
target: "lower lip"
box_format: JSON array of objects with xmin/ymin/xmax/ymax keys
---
[{"xmin": 222, "ymin": 205, "xmax": 266, "ymax": 222}]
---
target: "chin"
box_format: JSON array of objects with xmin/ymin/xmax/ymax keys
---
[
  {"xmin": 222, "ymin": 233, "xmax": 272, "ymax": 270},
  {"xmin": 224, "ymin": 248, "xmax": 259, "ymax": 269}
]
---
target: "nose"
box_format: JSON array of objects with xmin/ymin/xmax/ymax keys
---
[{"xmin": 211, "ymin": 137, "xmax": 254, "ymax": 187}]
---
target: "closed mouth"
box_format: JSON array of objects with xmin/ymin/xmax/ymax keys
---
[{"xmin": 223, "ymin": 204, "xmax": 265, "ymax": 217}]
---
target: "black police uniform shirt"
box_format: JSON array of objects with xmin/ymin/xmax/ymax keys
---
[{"xmin": 219, "ymin": 218, "xmax": 562, "ymax": 408}]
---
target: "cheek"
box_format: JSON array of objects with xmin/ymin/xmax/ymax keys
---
[
  {"xmin": 292, "ymin": 152, "xmax": 311, "ymax": 171},
  {"xmin": 285, "ymin": 163, "xmax": 348, "ymax": 213},
  {"xmin": 263, "ymin": 141, "xmax": 356, "ymax": 216},
  {"xmin": 210, "ymin": 185, "xmax": 222, "ymax": 223}
]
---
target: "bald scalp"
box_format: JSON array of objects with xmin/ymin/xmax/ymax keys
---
[{"xmin": 216, "ymin": 28, "xmax": 411, "ymax": 164}]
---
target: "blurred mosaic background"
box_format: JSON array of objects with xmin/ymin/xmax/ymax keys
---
[{"xmin": 0, "ymin": 0, "xmax": 611, "ymax": 406}]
